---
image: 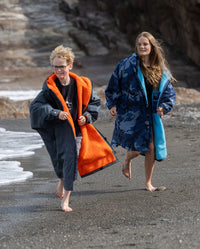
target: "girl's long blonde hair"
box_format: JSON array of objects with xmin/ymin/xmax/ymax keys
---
[{"xmin": 135, "ymin": 32, "xmax": 176, "ymax": 89}]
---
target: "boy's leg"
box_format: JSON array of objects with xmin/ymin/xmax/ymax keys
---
[
  {"xmin": 56, "ymin": 178, "xmax": 64, "ymax": 199},
  {"xmin": 60, "ymin": 136, "xmax": 82, "ymax": 211},
  {"xmin": 61, "ymin": 190, "xmax": 72, "ymax": 212}
]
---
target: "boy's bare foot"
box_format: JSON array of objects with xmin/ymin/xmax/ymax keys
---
[
  {"xmin": 56, "ymin": 179, "xmax": 64, "ymax": 199},
  {"xmin": 61, "ymin": 203, "xmax": 73, "ymax": 212},
  {"xmin": 61, "ymin": 190, "xmax": 72, "ymax": 212}
]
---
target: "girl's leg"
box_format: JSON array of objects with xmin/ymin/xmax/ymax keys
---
[
  {"xmin": 144, "ymin": 140, "xmax": 157, "ymax": 192},
  {"xmin": 122, "ymin": 150, "xmax": 140, "ymax": 179},
  {"xmin": 61, "ymin": 190, "xmax": 72, "ymax": 212},
  {"xmin": 56, "ymin": 178, "xmax": 64, "ymax": 199}
]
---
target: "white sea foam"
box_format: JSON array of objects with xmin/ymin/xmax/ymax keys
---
[
  {"xmin": 0, "ymin": 90, "xmax": 40, "ymax": 101},
  {"xmin": 0, "ymin": 128, "xmax": 43, "ymax": 186},
  {"xmin": 0, "ymin": 161, "xmax": 33, "ymax": 186}
]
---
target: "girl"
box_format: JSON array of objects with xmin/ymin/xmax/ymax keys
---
[{"xmin": 105, "ymin": 32, "xmax": 176, "ymax": 192}]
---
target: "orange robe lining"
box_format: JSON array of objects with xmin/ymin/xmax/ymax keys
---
[{"xmin": 46, "ymin": 72, "xmax": 117, "ymax": 177}]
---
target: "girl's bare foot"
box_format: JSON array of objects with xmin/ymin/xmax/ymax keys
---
[
  {"xmin": 145, "ymin": 183, "xmax": 157, "ymax": 192},
  {"xmin": 61, "ymin": 190, "xmax": 72, "ymax": 212},
  {"xmin": 56, "ymin": 179, "xmax": 64, "ymax": 199},
  {"xmin": 122, "ymin": 150, "xmax": 140, "ymax": 179},
  {"xmin": 122, "ymin": 162, "xmax": 131, "ymax": 179}
]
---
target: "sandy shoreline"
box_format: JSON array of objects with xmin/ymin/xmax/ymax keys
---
[
  {"xmin": 0, "ymin": 117, "xmax": 200, "ymax": 248},
  {"xmin": 0, "ymin": 53, "xmax": 200, "ymax": 248}
]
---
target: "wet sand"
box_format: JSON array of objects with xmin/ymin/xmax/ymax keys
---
[
  {"xmin": 0, "ymin": 117, "xmax": 200, "ymax": 249},
  {"xmin": 1, "ymin": 53, "xmax": 200, "ymax": 248}
]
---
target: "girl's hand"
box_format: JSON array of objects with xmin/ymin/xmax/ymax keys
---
[
  {"xmin": 157, "ymin": 107, "xmax": 163, "ymax": 117},
  {"xmin": 59, "ymin": 111, "xmax": 69, "ymax": 120},
  {"xmin": 78, "ymin": 115, "xmax": 87, "ymax": 126},
  {"xmin": 109, "ymin": 107, "xmax": 117, "ymax": 118}
]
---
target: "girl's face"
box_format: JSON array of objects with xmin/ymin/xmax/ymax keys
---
[
  {"xmin": 52, "ymin": 57, "xmax": 72, "ymax": 82},
  {"xmin": 137, "ymin": 36, "xmax": 151, "ymax": 57}
]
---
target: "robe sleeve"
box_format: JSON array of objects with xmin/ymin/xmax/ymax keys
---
[
  {"xmin": 159, "ymin": 82, "xmax": 176, "ymax": 114},
  {"xmin": 29, "ymin": 91, "xmax": 61, "ymax": 129},
  {"xmin": 105, "ymin": 62, "xmax": 122, "ymax": 110}
]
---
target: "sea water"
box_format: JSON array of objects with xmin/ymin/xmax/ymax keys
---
[
  {"xmin": 0, "ymin": 90, "xmax": 44, "ymax": 186},
  {"xmin": 0, "ymin": 90, "xmax": 40, "ymax": 101},
  {"xmin": 0, "ymin": 127, "xmax": 44, "ymax": 186}
]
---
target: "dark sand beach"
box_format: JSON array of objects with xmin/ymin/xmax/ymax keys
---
[
  {"xmin": 0, "ymin": 50, "xmax": 200, "ymax": 249},
  {"xmin": 0, "ymin": 115, "xmax": 200, "ymax": 249},
  {"xmin": 1, "ymin": 0, "xmax": 200, "ymax": 246}
]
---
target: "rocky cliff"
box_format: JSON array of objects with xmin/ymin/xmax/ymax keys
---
[
  {"xmin": 0, "ymin": 0, "xmax": 85, "ymax": 69},
  {"xmin": 93, "ymin": 0, "xmax": 200, "ymax": 67},
  {"xmin": 0, "ymin": 0, "xmax": 200, "ymax": 119},
  {"xmin": 60, "ymin": 0, "xmax": 200, "ymax": 87},
  {"xmin": 1, "ymin": 0, "xmax": 200, "ymax": 68}
]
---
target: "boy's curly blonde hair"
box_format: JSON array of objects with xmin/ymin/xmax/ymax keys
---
[{"xmin": 50, "ymin": 45, "xmax": 75, "ymax": 65}]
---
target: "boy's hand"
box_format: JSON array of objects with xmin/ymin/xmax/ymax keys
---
[
  {"xmin": 59, "ymin": 111, "xmax": 69, "ymax": 120},
  {"xmin": 78, "ymin": 115, "xmax": 87, "ymax": 126}
]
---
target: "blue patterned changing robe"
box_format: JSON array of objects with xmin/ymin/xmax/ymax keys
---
[{"xmin": 105, "ymin": 53, "xmax": 176, "ymax": 160}]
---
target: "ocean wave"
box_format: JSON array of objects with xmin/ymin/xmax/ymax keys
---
[
  {"xmin": 0, "ymin": 127, "xmax": 43, "ymax": 186},
  {"xmin": 0, "ymin": 161, "xmax": 33, "ymax": 186},
  {"xmin": 0, "ymin": 90, "xmax": 40, "ymax": 101}
]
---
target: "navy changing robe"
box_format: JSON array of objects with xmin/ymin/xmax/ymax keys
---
[{"xmin": 30, "ymin": 72, "xmax": 118, "ymax": 190}]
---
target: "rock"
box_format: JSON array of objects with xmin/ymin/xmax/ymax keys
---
[
  {"xmin": 69, "ymin": 29, "xmax": 109, "ymax": 56},
  {"xmin": 1, "ymin": 0, "xmax": 200, "ymax": 70},
  {"xmin": 59, "ymin": 0, "xmax": 79, "ymax": 13},
  {"xmin": 0, "ymin": 0, "xmax": 200, "ymax": 114},
  {"xmin": 0, "ymin": 98, "xmax": 31, "ymax": 119},
  {"xmin": 60, "ymin": 0, "xmax": 200, "ymax": 88},
  {"xmin": 0, "ymin": 0, "xmax": 85, "ymax": 69},
  {"xmin": 95, "ymin": 0, "xmax": 200, "ymax": 68},
  {"xmin": 1, "ymin": 85, "xmax": 199, "ymax": 120},
  {"xmin": 174, "ymin": 87, "xmax": 200, "ymax": 104},
  {"xmin": 60, "ymin": 0, "xmax": 131, "ymax": 54}
]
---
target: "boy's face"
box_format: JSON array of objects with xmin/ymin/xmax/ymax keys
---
[{"xmin": 52, "ymin": 57, "xmax": 73, "ymax": 82}]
